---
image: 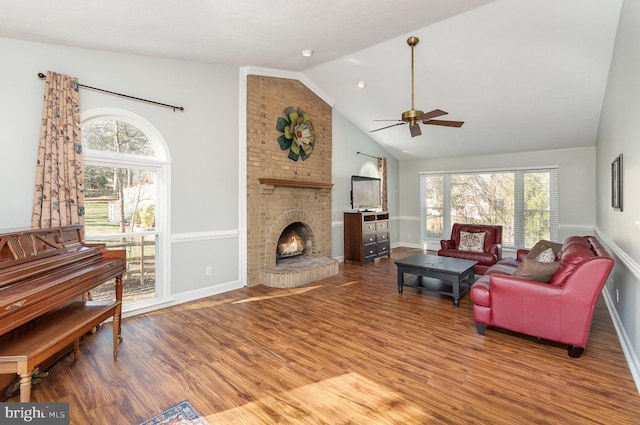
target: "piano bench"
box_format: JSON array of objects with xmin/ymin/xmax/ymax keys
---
[{"xmin": 0, "ymin": 300, "xmax": 121, "ymax": 402}]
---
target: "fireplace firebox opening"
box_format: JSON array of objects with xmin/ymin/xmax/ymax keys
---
[{"xmin": 276, "ymin": 222, "xmax": 312, "ymax": 262}]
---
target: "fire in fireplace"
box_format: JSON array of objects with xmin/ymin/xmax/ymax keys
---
[{"xmin": 276, "ymin": 222, "xmax": 311, "ymax": 261}]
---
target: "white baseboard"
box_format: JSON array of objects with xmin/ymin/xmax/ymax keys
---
[
  {"xmin": 122, "ymin": 280, "xmax": 243, "ymax": 318},
  {"xmin": 395, "ymin": 242, "xmax": 423, "ymax": 249},
  {"xmin": 602, "ymin": 288, "xmax": 640, "ymax": 394}
]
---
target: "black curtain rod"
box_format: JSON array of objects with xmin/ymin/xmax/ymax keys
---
[
  {"xmin": 37, "ymin": 72, "xmax": 184, "ymax": 112},
  {"xmin": 357, "ymin": 151, "xmax": 381, "ymax": 160}
]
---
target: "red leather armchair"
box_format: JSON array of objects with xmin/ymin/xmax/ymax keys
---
[{"xmin": 438, "ymin": 223, "xmax": 503, "ymax": 275}]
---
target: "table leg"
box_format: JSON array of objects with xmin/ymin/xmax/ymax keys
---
[
  {"xmin": 397, "ymin": 267, "xmax": 404, "ymax": 294},
  {"xmin": 453, "ymin": 269, "xmax": 474, "ymax": 307},
  {"xmin": 453, "ymin": 277, "xmax": 461, "ymax": 308}
]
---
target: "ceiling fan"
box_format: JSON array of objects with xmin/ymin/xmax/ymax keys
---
[{"xmin": 370, "ymin": 36, "xmax": 464, "ymax": 138}]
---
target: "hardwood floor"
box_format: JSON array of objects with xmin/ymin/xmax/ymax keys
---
[{"xmin": 9, "ymin": 247, "xmax": 640, "ymax": 424}]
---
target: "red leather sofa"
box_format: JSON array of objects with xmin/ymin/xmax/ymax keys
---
[
  {"xmin": 438, "ymin": 223, "xmax": 503, "ymax": 275},
  {"xmin": 470, "ymin": 236, "xmax": 614, "ymax": 357}
]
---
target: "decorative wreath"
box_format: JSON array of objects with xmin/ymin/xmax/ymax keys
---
[{"xmin": 276, "ymin": 106, "xmax": 316, "ymax": 161}]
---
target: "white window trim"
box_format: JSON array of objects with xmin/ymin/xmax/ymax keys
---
[
  {"xmin": 419, "ymin": 166, "xmax": 558, "ymax": 250},
  {"xmin": 80, "ymin": 108, "xmax": 172, "ymax": 314}
]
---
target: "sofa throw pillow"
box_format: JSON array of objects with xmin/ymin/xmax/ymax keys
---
[
  {"xmin": 535, "ymin": 247, "xmax": 556, "ymax": 263},
  {"xmin": 459, "ymin": 231, "xmax": 486, "ymax": 252},
  {"xmin": 512, "ymin": 258, "xmax": 561, "ymax": 283},
  {"xmin": 527, "ymin": 240, "xmax": 563, "ymax": 260}
]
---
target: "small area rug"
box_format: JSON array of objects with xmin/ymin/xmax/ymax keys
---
[{"xmin": 138, "ymin": 400, "xmax": 210, "ymax": 425}]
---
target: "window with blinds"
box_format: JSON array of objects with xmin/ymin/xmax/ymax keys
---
[{"xmin": 420, "ymin": 168, "xmax": 558, "ymax": 249}]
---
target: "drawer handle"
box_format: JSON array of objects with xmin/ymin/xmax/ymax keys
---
[{"xmin": 6, "ymin": 299, "xmax": 27, "ymax": 311}]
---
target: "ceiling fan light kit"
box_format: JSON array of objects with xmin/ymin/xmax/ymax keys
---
[{"xmin": 370, "ymin": 36, "xmax": 464, "ymax": 137}]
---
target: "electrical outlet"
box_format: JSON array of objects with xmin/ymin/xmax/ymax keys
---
[
  {"xmin": 205, "ymin": 266, "xmax": 212, "ymax": 277},
  {"xmin": 616, "ymin": 288, "xmax": 619, "ymax": 303}
]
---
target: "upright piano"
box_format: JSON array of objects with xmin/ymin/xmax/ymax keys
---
[{"xmin": 0, "ymin": 224, "xmax": 125, "ymax": 401}]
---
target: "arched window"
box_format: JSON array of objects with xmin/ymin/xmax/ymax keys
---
[{"xmin": 81, "ymin": 108, "xmax": 170, "ymax": 312}]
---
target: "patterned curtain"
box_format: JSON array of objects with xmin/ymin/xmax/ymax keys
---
[
  {"xmin": 31, "ymin": 71, "xmax": 85, "ymax": 229},
  {"xmin": 378, "ymin": 157, "xmax": 388, "ymax": 212}
]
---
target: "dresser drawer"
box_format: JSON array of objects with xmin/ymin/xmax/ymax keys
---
[
  {"xmin": 377, "ymin": 241, "xmax": 390, "ymax": 256},
  {"xmin": 364, "ymin": 245, "xmax": 378, "ymax": 258},
  {"xmin": 377, "ymin": 232, "xmax": 389, "ymax": 242},
  {"xmin": 363, "ymin": 222, "xmax": 377, "ymax": 232},
  {"xmin": 376, "ymin": 221, "xmax": 388, "ymax": 231},
  {"xmin": 363, "ymin": 234, "xmax": 376, "ymax": 245}
]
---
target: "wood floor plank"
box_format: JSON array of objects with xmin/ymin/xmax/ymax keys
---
[{"xmin": 9, "ymin": 247, "xmax": 640, "ymax": 424}]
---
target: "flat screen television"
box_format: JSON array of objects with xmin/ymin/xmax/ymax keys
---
[{"xmin": 351, "ymin": 175, "xmax": 382, "ymax": 211}]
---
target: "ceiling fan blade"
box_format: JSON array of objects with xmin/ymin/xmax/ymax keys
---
[
  {"xmin": 370, "ymin": 122, "xmax": 407, "ymax": 133},
  {"xmin": 421, "ymin": 109, "xmax": 448, "ymax": 120},
  {"xmin": 409, "ymin": 124, "xmax": 422, "ymax": 137},
  {"xmin": 425, "ymin": 119, "xmax": 464, "ymax": 128},
  {"xmin": 373, "ymin": 119, "xmax": 404, "ymax": 122}
]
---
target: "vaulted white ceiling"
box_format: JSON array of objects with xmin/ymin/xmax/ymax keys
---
[{"xmin": 0, "ymin": 0, "xmax": 623, "ymax": 160}]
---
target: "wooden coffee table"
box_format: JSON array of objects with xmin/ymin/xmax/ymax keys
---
[{"xmin": 395, "ymin": 254, "xmax": 477, "ymax": 307}]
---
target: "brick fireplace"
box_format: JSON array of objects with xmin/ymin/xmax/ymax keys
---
[{"xmin": 246, "ymin": 75, "xmax": 338, "ymax": 287}]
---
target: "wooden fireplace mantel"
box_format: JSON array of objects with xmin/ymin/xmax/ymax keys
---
[{"xmin": 259, "ymin": 178, "xmax": 333, "ymax": 189}]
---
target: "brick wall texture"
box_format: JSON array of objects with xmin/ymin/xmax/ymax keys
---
[{"xmin": 246, "ymin": 75, "xmax": 333, "ymax": 286}]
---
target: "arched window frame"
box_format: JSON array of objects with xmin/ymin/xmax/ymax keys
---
[{"xmin": 80, "ymin": 108, "xmax": 172, "ymax": 315}]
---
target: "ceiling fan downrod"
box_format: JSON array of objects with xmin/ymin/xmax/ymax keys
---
[
  {"xmin": 403, "ymin": 36, "xmax": 423, "ymax": 127},
  {"xmin": 408, "ymin": 36, "xmax": 419, "ymax": 111}
]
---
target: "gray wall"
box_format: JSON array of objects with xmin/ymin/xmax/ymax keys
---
[
  {"xmin": 331, "ymin": 109, "xmax": 399, "ymax": 259},
  {"xmin": 0, "ymin": 37, "xmax": 242, "ymax": 309},
  {"xmin": 0, "ymin": 36, "xmax": 398, "ymax": 305},
  {"xmin": 595, "ymin": 0, "xmax": 640, "ymax": 387}
]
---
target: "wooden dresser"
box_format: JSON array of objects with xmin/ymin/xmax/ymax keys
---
[{"xmin": 343, "ymin": 211, "xmax": 390, "ymax": 265}]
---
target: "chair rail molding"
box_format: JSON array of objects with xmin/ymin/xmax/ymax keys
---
[{"xmin": 172, "ymin": 229, "xmax": 239, "ymax": 244}]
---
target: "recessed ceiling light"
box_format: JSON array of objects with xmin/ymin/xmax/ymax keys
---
[
  {"xmin": 357, "ymin": 80, "xmax": 367, "ymax": 89},
  {"xmin": 301, "ymin": 49, "xmax": 313, "ymax": 57}
]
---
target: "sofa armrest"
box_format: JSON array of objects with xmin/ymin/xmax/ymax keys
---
[
  {"xmin": 487, "ymin": 243, "xmax": 502, "ymax": 259},
  {"xmin": 516, "ymin": 249, "xmax": 529, "ymax": 262},
  {"xmin": 470, "ymin": 277, "xmax": 491, "ymax": 306},
  {"xmin": 440, "ymin": 239, "xmax": 455, "ymax": 250}
]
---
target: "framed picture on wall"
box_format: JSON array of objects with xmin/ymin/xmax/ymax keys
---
[{"xmin": 611, "ymin": 154, "xmax": 623, "ymax": 211}]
